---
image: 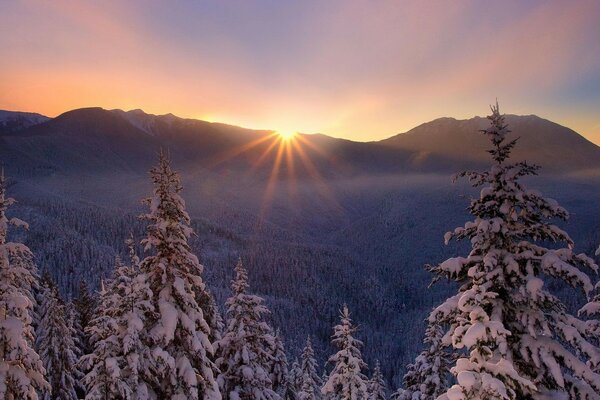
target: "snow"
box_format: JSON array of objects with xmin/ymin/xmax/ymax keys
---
[{"xmin": 426, "ymin": 104, "xmax": 600, "ymax": 399}]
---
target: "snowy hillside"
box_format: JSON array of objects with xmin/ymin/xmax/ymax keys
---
[{"xmin": 2, "ymin": 106, "xmax": 600, "ymax": 392}]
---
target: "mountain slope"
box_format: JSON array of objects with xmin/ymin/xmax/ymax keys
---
[
  {"xmin": 1, "ymin": 107, "xmax": 416, "ymax": 178},
  {"xmin": 380, "ymin": 115, "xmax": 600, "ymax": 172},
  {"xmin": 0, "ymin": 110, "xmax": 50, "ymax": 134},
  {"xmin": 1, "ymin": 106, "xmax": 600, "ymax": 386},
  {"xmin": 3, "ymin": 108, "xmax": 599, "ymax": 180}
]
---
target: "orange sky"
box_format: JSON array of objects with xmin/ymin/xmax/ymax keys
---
[{"xmin": 1, "ymin": 0, "xmax": 600, "ymax": 144}]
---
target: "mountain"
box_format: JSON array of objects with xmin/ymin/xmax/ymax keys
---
[
  {"xmin": 0, "ymin": 110, "xmax": 50, "ymax": 134},
  {"xmin": 1, "ymin": 106, "xmax": 599, "ymax": 386},
  {"xmin": 380, "ymin": 115, "xmax": 600, "ymax": 172},
  {"xmin": 2, "ymin": 108, "xmax": 599, "ymax": 179}
]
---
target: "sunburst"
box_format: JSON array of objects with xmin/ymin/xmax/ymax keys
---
[
  {"xmin": 207, "ymin": 128, "xmax": 343, "ymax": 221},
  {"xmin": 276, "ymin": 129, "xmax": 297, "ymax": 141}
]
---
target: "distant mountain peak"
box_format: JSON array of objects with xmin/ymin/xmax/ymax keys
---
[
  {"xmin": 0, "ymin": 110, "xmax": 50, "ymax": 134},
  {"xmin": 380, "ymin": 113, "xmax": 600, "ymax": 171}
]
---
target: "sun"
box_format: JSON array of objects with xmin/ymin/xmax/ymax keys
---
[{"xmin": 276, "ymin": 129, "xmax": 297, "ymax": 141}]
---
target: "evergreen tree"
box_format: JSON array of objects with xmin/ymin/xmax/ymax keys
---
[
  {"xmin": 66, "ymin": 302, "xmax": 86, "ymax": 397},
  {"xmin": 395, "ymin": 318, "xmax": 451, "ymax": 400},
  {"xmin": 197, "ymin": 286, "xmax": 225, "ymax": 347},
  {"xmin": 81, "ymin": 252, "xmax": 154, "ymax": 399},
  {"xmin": 282, "ymin": 370, "xmax": 299, "ymax": 400},
  {"xmin": 216, "ymin": 258, "xmax": 281, "ymax": 399},
  {"xmin": 367, "ymin": 360, "xmax": 386, "ymax": 400},
  {"xmin": 80, "ymin": 279, "xmax": 127, "ymax": 399},
  {"xmin": 428, "ymin": 102, "xmax": 600, "ymax": 399},
  {"xmin": 298, "ymin": 336, "xmax": 321, "ymax": 400},
  {"xmin": 321, "ymin": 305, "xmax": 368, "ymax": 399},
  {"xmin": 37, "ymin": 279, "xmax": 79, "ymax": 400},
  {"xmin": 0, "ymin": 170, "xmax": 49, "ymax": 399},
  {"xmin": 73, "ymin": 279, "xmax": 97, "ymax": 355},
  {"xmin": 271, "ymin": 330, "xmax": 290, "ymax": 396},
  {"xmin": 138, "ymin": 152, "xmax": 221, "ymax": 399},
  {"xmin": 289, "ymin": 358, "xmax": 303, "ymax": 396}
]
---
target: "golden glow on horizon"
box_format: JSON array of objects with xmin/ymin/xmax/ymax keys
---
[
  {"xmin": 206, "ymin": 129, "xmax": 342, "ymax": 220},
  {"xmin": 276, "ymin": 130, "xmax": 297, "ymax": 141},
  {"xmin": 1, "ymin": 1, "xmax": 600, "ymax": 144}
]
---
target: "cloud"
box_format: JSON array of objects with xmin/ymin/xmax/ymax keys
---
[{"xmin": 1, "ymin": 0, "xmax": 599, "ymax": 143}]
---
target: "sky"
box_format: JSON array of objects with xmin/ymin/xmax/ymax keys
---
[{"xmin": 1, "ymin": 0, "xmax": 600, "ymax": 143}]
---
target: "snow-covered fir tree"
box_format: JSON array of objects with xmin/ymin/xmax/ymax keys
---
[
  {"xmin": 282, "ymin": 372, "xmax": 299, "ymax": 400},
  {"xmin": 321, "ymin": 305, "xmax": 368, "ymax": 399},
  {"xmin": 81, "ymin": 250, "xmax": 154, "ymax": 399},
  {"xmin": 428, "ymin": 102, "xmax": 600, "ymax": 399},
  {"xmin": 138, "ymin": 152, "xmax": 221, "ymax": 399},
  {"xmin": 271, "ymin": 330, "xmax": 290, "ymax": 396},
  {"xmin": 288, "ymin": 358, "xmax": 303, "ymax": 396},
  {"xmin": 298, "ymin": 336, "xmax": 321, "ymax": 400},
  {"xmin": 367, "ymin": 360, "xmax": 386, "ymax": 400},
  {"xmin": 195, "ymin": 281, "xmax": 224, "ymax": 348},
  {"xmin": 36, "ymin": 278, "xmax": 79, "ymax": 400},
  {"xmin": 216, "ymin": 258, "xmax": 281, "ymax": 400},
  {"xmin": 0, "ymin": 170, "xmax": 48, "ymax": 399},
  {"xmin": 73, "ymin": 279, "xmax": 97, "ymax": 356},
  {"xmin": 66, "ymin": 302, "xmax": 86, "ymax": 397},
  {"xmin": 80, "ymin": 279, "xmax": 126, "ymax": 399},
  {"xmin": 320, "ymin": 370, "xmax": 329, "ymax": 399},
  {"xmin": 394, "ymin": 318, "xmax": 451, "ymax": 400}
]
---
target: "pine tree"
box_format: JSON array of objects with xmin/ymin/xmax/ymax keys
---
[
  {"xmin": 288, "ymin": 358, "xmax": 303, "ymax": 397},
  {"xmin": 81, "ymin": 251, "xmax": 155, "ymax": 399},
  {"xmin": 80, "ymin": 278, "xmax": 128, "ymax": 399},
  {"xmin": 367, "ymin": 360, "xmax": 386, "ymax": 400},
  {"xmin": 428, "ymin": 102, "xmax": 600, "ymax": 399},
  {"xmin": 216, "ymin": 258, "xmax": 281, "ymax": 399},
  {"xmin": 197, "ymin": 286, "xmax": 225, "ymax": 347},
  {"xmin": 271, "ymin": 330, "xmax": 290, "ymax": 396},
  {"xmin": 321, "ymin": 305, "xmax": 368, "ymax": 399},
  {"xmin": 36, "ymin": 278, "xmax": 79, "ymax": 400},
  {"xmin": 282, "ymin": 370, "xmax": 299, "ymax": 400},
  {"xmin": 73, "ymin": 279, "xmax": 97, "ymax": 355},
  {"xmin": 395, "ymin": 318, "xmax": 451, "ymax": 400},
  {"xmin": 0, "ymin": 170, "xmax": 49, "ymax": 399},
  {"xmin": 66, "ymin": 302, "xmax": 86, "ymax": 398},
  {"xmin": 138, "ymin": 152, "xmax": 221, "ymax": 399},
  {"xmin": 298, "ymin": 336, "xmax": 321, "ymax": 400}
]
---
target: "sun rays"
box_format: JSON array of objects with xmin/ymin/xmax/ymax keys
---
[
  {"xmin": 208, "ymin": 129, "xmax": 343, "ymax": 221},
  {"xmin": 276, "ymin": 130, "xmax": 297, "ymax": 141}
]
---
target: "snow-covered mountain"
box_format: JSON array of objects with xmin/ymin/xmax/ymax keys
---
[
  {"xmin": 2, "ymin": 106, "xmax": 599, "ymax": 385},
  {"xmin": 380, "ymin": 114, "xmax": 600, "ymax": 172},
  {"xmin": 0, "ymin": 110, "xmax": 49, "ymax": 134},
  {"xmin": 2, "ymin": 107, "xmax": 599, "ymax": 176}
]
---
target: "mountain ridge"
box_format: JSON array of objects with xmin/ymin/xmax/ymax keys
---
[{"xmin": 1, "ymin": 107, "xmax": 599, "ymax": 175}]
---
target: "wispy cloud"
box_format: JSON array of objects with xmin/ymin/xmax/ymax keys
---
[{"xmin": 1, "ymin": 0, "xmax": 599, "ymax": 143}]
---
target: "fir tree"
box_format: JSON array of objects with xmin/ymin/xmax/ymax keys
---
[
  {"xmin": 428, "ymin": 102, "xmax": 600, "ymax": 399},
  {"xmin": 197, "ymin": 287, "xmax": 225, "ymax": 347},
  {"xmin": 282, "ymin": 371, "xmax": 299, "ymax": 400},
  {"xmin": 66, "ymin": 302, "xmax": 86, "ymax": 398},
  {"xmin": 73, "ymin": 279, "xmax": 97, "ymax": 355},
  {"xmin": 80, "ymin": 279, "xmax": 128, "ymax": 399},
  {"xmin": 367, "ymin": 360, "xmax": 386, "ymax": 400},
  {"xmin": 395, "ymin": 318, "xmax": 451, "ymax": 400},
  {"xmin": 138, "ymin": 152, "xmax": 221, "ymax": 399},
  {"xmin": 36, "ymin": 279, "xmax": 79, "ymax": 400},
  {"xmin": 289, "ymin": 358, "xmax": 303, "ymax": 396},
  {"xmin": 298, "ymin": 336, "xmax": 321, "ymax": 400},
  {"xmin": 321, "ymin": 305, "xmax": 368, "ymax": 399},
  {"xmin": 216, "ymin": 258, "xmax": 281, "ymax": 399},
  {"xmin": 81, "ymin": 252, "xmax": 154, "ymax": 399},
  {"xmin": 271, "ymin": 330, "xmax": 290, "ymax": 396},
  {"xmin": 0, "ymin": 170, "xmax": 49, "ymax": 399}
]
